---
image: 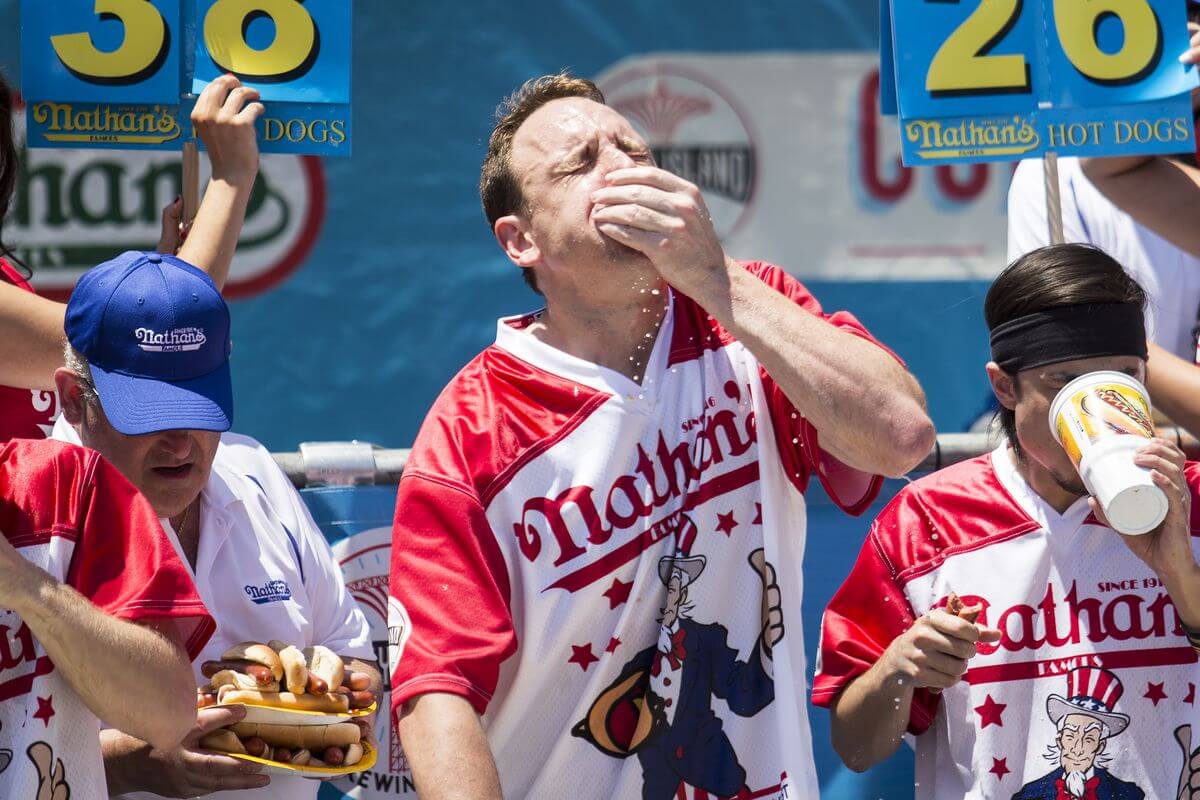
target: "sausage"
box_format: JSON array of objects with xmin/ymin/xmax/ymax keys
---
[
  {"xmin": 322, "ymin": 746, "xmax": 346, "ymax": 766},
  {"xmin": 272, "ymin": 746, "xmax": 292, "ymax": 763},
  {"xmin": 346, "ymin": 672, "xmax": 371, "ymax": 691},
  {"xmin": 201, "ymin": 660, "xmax": 274, "ymax": 687},
  {"xmin": 307, "ymin": 673, "xmax": 328, "ymax": 695},
  {"xmin": 243, "ymin": 737, "xmax": 268, "ymax": 758},
  {"xmin": 196, "ymin": 692, "xmax": 218, "ymax": 709}
]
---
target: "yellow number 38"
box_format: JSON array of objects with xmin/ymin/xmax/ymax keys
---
[
  {"xmin": 50, "ymin": 0, "xmax": 319, "ymax": 85},
  {"xmin": 926, "ymin": 0, "xmax": 1162, "ymax": 95}
]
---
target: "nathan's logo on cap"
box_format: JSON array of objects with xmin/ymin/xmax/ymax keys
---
[{"xmin": 134, "ymin": 326, "xmax": 207, "ymax": 353}]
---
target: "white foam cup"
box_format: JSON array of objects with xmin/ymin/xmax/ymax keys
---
[{"xmin": 1048, "ymin": 371, "xmax": 1166, "ymax": 535}]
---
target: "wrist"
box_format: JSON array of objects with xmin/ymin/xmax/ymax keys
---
[
  {"xmin": 684, "ymin": 257, "xmax": 741, "ymax": 323},
  {"xmin": 207, "ymin": 171, "xmax": 257, "ymax": 194}
]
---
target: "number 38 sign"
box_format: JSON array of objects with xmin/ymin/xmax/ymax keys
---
[
  {"xmin": 21, "ymin": 0, "xmax": 351, "ymax": 156},
  {"xmin": 880, "ymin": 0, "xmax": 1198, "ymax": 165}
]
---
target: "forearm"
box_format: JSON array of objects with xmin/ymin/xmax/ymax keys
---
[
  {"xmin": 7, "ymin": 564, "xmax": 195, "ymax": 749},
  {"xmin": 1147, "ymin": 344, "xmax": 1200, "ymax": 439},
  {"xmin": 101, "ymin": 728, "xmax": 153, "ymax": 796},
  {"xmin": 1081, "ymin": 156, "xmax": 1200, "ymax": 257},
  {"xmin": 0, "ymin": 282, "xmax": 66, "ymax": 390},
  {"xmin": 177, "ymin": 178, "xmax": 254, "ymax": 290},
  {"xmin": 1159, "ymin": 561, "xmax": 1200, "ymax": 631},
  {"xmin": 694, "ymin": 260, "xmax": 934, "ymax": 476},
  {"xmin": 829, "ymin": 660, "xmax": 914, "ymax": 772},
  {"xmin": 398, "ymin": 693, "xmax": 502, "ymax": 800}
]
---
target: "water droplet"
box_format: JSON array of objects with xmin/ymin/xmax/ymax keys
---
[
  {"xmin": 790, "ymin": 412, "xmax": 798, "ymax": 420},
  {"xmin": 644, "ymin": 333, "xmax": 652, "ymax": 339},
  {"xmin": 651, "ymin": 289, "xmax": 661, "ymax": 296},
  {"xmin": 930, "ymin": 533, "xmax": 939, "ymax": 540},
  {"xmin": 637, "ymin": 394, "xmax": 645, "ymax": 400},
  {"xmin": 791, "ymin": 437, "xmax": 799, "ymax": 444}
]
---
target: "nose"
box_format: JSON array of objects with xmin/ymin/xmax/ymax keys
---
[
  {"xmin": 155, "ymin": 430, "xmax": 192, "ymax": 460},
  {"xmin": 600, "ymin": 142, "xmax": 637, "ymax": 172}
]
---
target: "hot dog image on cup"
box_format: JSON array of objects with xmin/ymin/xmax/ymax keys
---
[
  {"xmin": 195, "ymin": 641, "xmax": 377, "ymax": 775},
  {"xmin": 1048, "ymin": 371, "xmax": 1167, "ymax": 535}
]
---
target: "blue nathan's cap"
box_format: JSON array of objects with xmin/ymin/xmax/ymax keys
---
[{"xmin": 65, "ymin": 251, "xmax": 233, "ymax": 436}]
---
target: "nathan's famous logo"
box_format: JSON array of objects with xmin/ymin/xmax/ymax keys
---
[
  {"xmin": 904, "ymin": 115, "xmax": 1040, "ymax": 160},
  {"xmin": 599, "ymin": 65, "xmax": 757, "ymax": 240},
  {"xmin": 0, "ymin": 613, "xmax": 55, "ymax": 703},
  {"xmin": 243, "ymin": 579, "xmax": 292, "ymax": 605},
  {"xmin": 135, "ymin": 326, "xmax": 207, "ymax": 353},
  {"xmin": 31, "ymin": 102, "xmax": 181, "ymax": 147},
  {"xmin": 9, "ymin": 94, "xmax": 324, "ymax": 301},
  {"xmin": 1082, "ymin": 387, "xmax": 1155, "ymax": 438}
]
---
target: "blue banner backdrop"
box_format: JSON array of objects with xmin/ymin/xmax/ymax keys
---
[{"xmin": 302, "ymin": 482, "xmax": 915, "ymax": 799}]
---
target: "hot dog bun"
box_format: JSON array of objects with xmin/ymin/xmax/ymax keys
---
[
  {"xmin": 230, "ymin": 721, "xmax": 361, "ymax": 750},
  {"xmin": 222, "ymin": 643, "xmax": 285, "ymax": 681},
  {"xmin": 219, "ymin": 689, "xmax": 350, "ymax": 713},
  {"xmin": 276, "ymin": 645, "xmax": 308, "ymax": 695},
  {"xmin": 302, "ymin": 645, "xmax": 344, "ymax": 691}
]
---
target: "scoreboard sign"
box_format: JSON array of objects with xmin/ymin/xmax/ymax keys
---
[
  {"xmin": 22, "ymin": 0, "xmax": 352, "ymax": 156},
  {"xmin": 880, "ymin": 0, "xmax": 1198, "ymax": 165}
]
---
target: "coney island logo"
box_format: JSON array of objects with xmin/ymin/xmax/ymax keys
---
[
  {"xmin": 598, "ymin": 62, "xmax": 757, "ymax": 240},
  {"xmin": 31, "ymin": 102, "xmax": 182, "ymax": 147},
  {"xmin": 904, "ymin": 115, "xmax": 1040, "ymax": 160},
  {"xmin": 10, "ymin": 93, "xmax": 324, "ymax": 301},
  {"xmin": 135, "ymin": 326, "xmax": 207, "ymax": 352}
]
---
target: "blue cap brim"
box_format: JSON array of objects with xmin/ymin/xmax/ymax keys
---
[{"xmin": 90, "ymin": 360, "xmax": 233, "ymax": 435}]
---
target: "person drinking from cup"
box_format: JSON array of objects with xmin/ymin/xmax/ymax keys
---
[{"xmin": 813, "ymin": 244, "xmax": 1200, "ymax": 800}]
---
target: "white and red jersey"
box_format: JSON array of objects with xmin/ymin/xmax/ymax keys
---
[
  {"xmin": 814, "ymin": 446, "xmax": 1200, "ymax": 800},
  {"xmin": 388, "ymin": 262, "xmax": 891, "ymax": 799},
  {"xmin": 0, "ymin": 259, "xmax": 59, "ymax": 442},
  {"xmin": 0, "ymin": 439, "xmax": 215, "ymax": 800}
]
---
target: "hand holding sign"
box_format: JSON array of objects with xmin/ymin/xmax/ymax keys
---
[{"xmin": 1178, "ymin": 724, "xmax": 1200, "ymax": 800}]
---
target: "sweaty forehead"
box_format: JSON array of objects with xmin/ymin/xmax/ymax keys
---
[{"xmin": 511, "ymin": 98, "xmax": 639, "ymax": 165}]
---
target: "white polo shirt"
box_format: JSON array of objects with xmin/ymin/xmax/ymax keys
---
[
  {"xmin": 1008, "ymin": 157, "xmax": 1200, "ymax": 359},
  {"xmin": 53, "ymin": 418, "xmax": 373, "ymax": 800}
]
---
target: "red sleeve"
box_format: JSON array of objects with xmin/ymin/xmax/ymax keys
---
[
  {"xmin": 66, "ymin": 452, "xmax": 214, "ymax": 659},
  {"xmin": 388, "ymin": 472, "xmax": 515, "ymax": 718},
  {"xmin": 742, "ymin": 261, "xmax": 900, "ymax": 515},
  {"xmin": 812, "ymin": 493, "xmax": 940, "ymax": 735}
]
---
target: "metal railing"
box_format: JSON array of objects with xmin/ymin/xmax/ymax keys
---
[{"xmin": 272, "ymin": 428, "xmax": 1200, "ymax": 488}]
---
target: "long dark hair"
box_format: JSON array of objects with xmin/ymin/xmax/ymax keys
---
[
  {"xmin": 0, "ymin": 71, "xmax": 28, "ymax": 278},
  {"xmin": 985, "ymin": 244, "xmax": 1148, "ymax": 448}
]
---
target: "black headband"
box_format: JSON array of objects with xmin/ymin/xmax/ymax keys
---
[{"xmin": 989, "ymin": 303, "xmax": 1147, "ymax": 373}]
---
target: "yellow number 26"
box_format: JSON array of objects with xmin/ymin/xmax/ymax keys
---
[{"xmin": 925, "ymin": 0, "xmax": 1163, "ymax": 95}]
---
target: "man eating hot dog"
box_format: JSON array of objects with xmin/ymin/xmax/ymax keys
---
[{"xmin": 50, "ymin": 252, "xmax": 382, "ymax": 799}]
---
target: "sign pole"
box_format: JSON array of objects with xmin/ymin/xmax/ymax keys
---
[
  {"xmin": 1043, "ymin": 152, "xmax": 1065, "ymax": 246},
  {"xmin": 181, "ymin": 139, "xmax": 200, "ymax": 227}
]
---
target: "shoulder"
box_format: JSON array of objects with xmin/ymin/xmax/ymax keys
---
[
  {"xmin": 214, "ymin": 432, "xmax": 291, "ymax": 492},
  {"xmin": 870, "ymin": 454, "xmax": 1036, "ymax": 581},
  {"xmin": 0, "ymin": 439, "xmax": 100, "ymax": 533},
  {"xmin": 404, "ymin": 345, "xmax": 609, "ymax": 502},
  {"xmin": 1095, "ymin": 768, "xmax": 1144, "ymax": 797}
]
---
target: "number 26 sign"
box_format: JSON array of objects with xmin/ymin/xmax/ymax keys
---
[
  {"xmin": 880, "ymin": 0, "xmax": 1198, "ymax": 165},
  {"xmin": 21, "ymin": 0, "xmax": 352, "ymax": 156}
]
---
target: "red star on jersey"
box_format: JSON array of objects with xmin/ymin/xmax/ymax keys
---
[
  {"xmin": 1183, "ymin": 682, "xmax": 1195, "ymax": 706},
  {"xmin": 715, "ymin": 511, "xmax": 738, "ymax": 537},
  {"xmin": 1144, "ymin": 681, "xmax": 1168, "ymax": 706},
  {"xmin": 752, "ymin": 503, "xmax": 763, "ymax": 525},
  {"xmin": 974, "ymin": 694, "xmax": 1007, "ymax": 729},
  {"xmin": 989, "ymin": 757, "xmax": 1010, "ymax": 780},
  {"xmin": 568, "ymin": 644, "xmax": 599, "ymax": 672},
  {"xmin": 602, "ymin": 577, "xmax": 633, "ymax": 610},
  {"xmin": 32, "ymin": 696, "xmax": 54, "ymax": 727},
  {"xmin": 605, "ymin": 637, "xmax": 622, "ymax": 654}
]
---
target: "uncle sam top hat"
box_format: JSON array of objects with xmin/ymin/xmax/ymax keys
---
[
  {"xmin": 65, "ymin": 251, "xmax": 233, "ymax": 436},
  {"xmin": 1045, "ymin": 666, "xmax": 1130, "ymax": 737},
  {"xmin": 657, "ymin": 514, "xmax": 706, "ymax": 588}
]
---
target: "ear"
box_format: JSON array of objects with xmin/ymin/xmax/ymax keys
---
[
  {"xmin": 54, "ymin": 368, "xmax": 87, "ymax": 427},
  {"xmin": 494, "ymin": 214, "xmax": 541, "ymax": 271},
  {"xmin": 986, "ymin": 361, "xmax": 1018, "ymax": 411}
]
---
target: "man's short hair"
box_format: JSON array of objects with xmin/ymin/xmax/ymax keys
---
[
  {"xmin": 480, "ymin": 72, "xmax": 605, "ymax": 295},
  {"xmin": 984, "ymin": 244, "xmax": 1147, "ymax": 452}
]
